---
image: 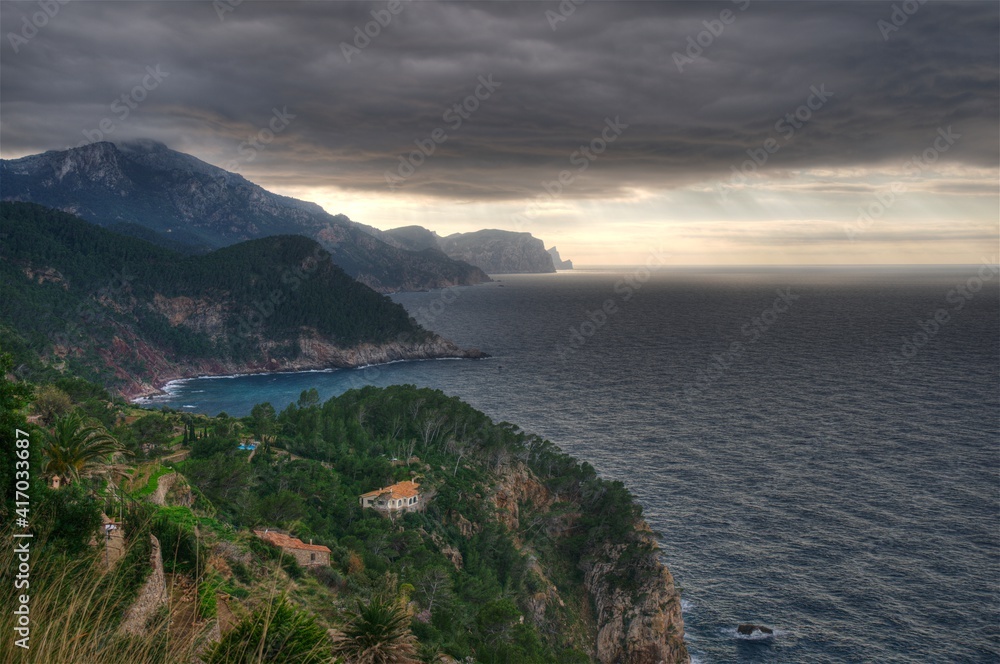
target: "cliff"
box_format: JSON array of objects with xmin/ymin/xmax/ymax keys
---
[
  {"xmin": 490, "ymin": 462, "xmax": 689, "ymax": 663},
  {"xmin": 438, "ymin": 229, "xmax": 556, "ymax": 274},
  {"xmin": 584, "ymin": 539, "xmax": 689, "ymax": 664},
  {"xmin": 548, "ymin": 246, "xmax": 574, "ymax": 270}
]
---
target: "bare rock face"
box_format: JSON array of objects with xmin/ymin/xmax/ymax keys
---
[
  {"xmin": 488, "ymin": 463, "xmax": 688, "ymax": 663},
  {"xmin": 125, "ymin": 334, "xmax": 485, "ymax": 401},
  {"xmin": 583, "ymin": 537, "xmax": 690, "ymax": 664},
  {"xmin": 491, "ymin": 463, "xmax": 553, "ymax": 533}
]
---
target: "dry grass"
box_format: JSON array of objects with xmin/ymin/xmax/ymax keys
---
[{"xmin": 0, "ymin": 524, "xmax": 204, "ymax": 664}]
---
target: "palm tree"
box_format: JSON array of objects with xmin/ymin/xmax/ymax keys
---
[
  {"xmin": 41, "ymin": 411, "xmax": 128, "ymax": 486},
  {"xmin": 331, "ymin": 596, "xmax": 419, "ymax": 664}
]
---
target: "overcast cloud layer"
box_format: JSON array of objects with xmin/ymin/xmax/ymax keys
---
[{"xmin": 1, "ymin": 1, "xmax": 997, "ymax": 264}]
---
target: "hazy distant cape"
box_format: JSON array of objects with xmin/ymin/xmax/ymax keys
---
[{"xmin": 384, "ymin": 226, "xmax": 569, "ymax": 274}]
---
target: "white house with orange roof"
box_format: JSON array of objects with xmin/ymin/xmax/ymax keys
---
[{"xmin": 359, "ymin": 480, "xmax": 423, "ymax": 514}]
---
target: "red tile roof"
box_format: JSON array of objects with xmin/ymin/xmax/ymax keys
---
[
  {"xmin": 360, "ymin": 480, "xmax": 420, "ymax": 501},
  {"xmin": 253, "ymin": 530, "xmax": 330, "ymax": 553}
]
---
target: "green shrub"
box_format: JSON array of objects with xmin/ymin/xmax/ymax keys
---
[{"xmin": 207, "ymin": 597, "xmax": 330, "ymax": 664}]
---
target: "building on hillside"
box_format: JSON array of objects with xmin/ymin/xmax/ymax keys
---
[
  {"xmin": 253, "ymin": 529, "xmax": 331, "ymax": 567},
  {"xmin": 359, "ymin": 480, "xmax": 423, "ymax": 514}
]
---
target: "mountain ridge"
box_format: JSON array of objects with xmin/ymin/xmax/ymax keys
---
[
  {"xmin": 0, "ymin": 202, "xmax": 484, "ymax": 399},
  {"xmin": 0, "ymin": 141, "xmax": 490, "ymax": 293}
]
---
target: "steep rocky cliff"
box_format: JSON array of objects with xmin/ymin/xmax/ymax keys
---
[
  {"xmin": 439, "ymin": 229, "xmax": 556, "ymax": 274},
  {"xmin": 489, "ymin": 463, "xmax": 689, "ymax": 663},
  {"xmin": 584, "ymin": 538, "xmax": 689, "ymax": 664},
  {"xmin": 123, "ymin": 334, "xmax": 483, "ymax": 402},
  {"xmin": 548, "ymin": 246, "xmax": 574, "ymax": 270}
]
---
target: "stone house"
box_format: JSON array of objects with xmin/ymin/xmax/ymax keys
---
[
  {"xmin": 359, "ymin": 480, "xmax": 423, "ymax": 514},
  {"xmin": 253, "ymin": 529, "xmax": 331, "ymax": 567}
]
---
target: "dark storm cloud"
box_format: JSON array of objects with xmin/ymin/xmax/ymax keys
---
[{"xmin": 1, "ymin": 1, "xmax": 997, "ymax": 201}]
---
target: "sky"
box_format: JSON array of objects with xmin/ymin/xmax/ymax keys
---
[{"xmin": 1, "ymin": 1, "xmax": 997, "ymax": 266}]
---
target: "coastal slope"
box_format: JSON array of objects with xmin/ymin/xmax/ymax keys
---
[{"xmin": 0, "ymin": 202, "xmax": 482, "ymax": 398}]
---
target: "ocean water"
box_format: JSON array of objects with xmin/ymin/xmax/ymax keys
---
[{"xmin": 149, "ymin": 267, "xmax": 1000, "ymax": 663}]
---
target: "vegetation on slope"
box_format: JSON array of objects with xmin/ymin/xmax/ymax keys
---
[
  {"xmin": 0, "ymin": 202, "xmax": 432, "ymax": 391},
  {"xmin": 0, "ymin": 351, "xmax": 686, "ymax": 663}
]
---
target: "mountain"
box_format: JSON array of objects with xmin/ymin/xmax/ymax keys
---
[
  {"xmin": 0, "ymin": 202, "xmax": 482, "ymax": 398},
  {"xmin": 437, "ymin": 229, "xmax": 557, "ymax": 274},
  {"xmin": 382, "ymin": 225, "xmax": 562, "ymax": 274},
  {"xmin": 548, "ymin": 246, "xmax": 574, "ymax": 270},
  {"xmin": 0, "ymin": 141, "xmax": 489, "ymax": 293},
  {"xmin": 380, "ymin": 224, "xmax": 442, "ymax": 252}
]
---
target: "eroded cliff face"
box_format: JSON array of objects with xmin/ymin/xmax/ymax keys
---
[
  {"xmin": 489, "ymin": 463, "xmax": 689, "ymax": 664},
  {"xmin": 584, "ymin": 539, "xmax": 689, "ymax": 664},
  {"xmin": 492, "ymin": 462, "xmax": 554, "ymax": 533}
]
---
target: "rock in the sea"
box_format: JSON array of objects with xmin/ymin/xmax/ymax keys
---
[{"xmin": 737, "ymin": 623, "xmax": 774, "ymax": 636}]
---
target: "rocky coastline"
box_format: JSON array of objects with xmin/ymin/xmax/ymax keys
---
[{"xmin": 120, "ymin": 336, "xmax": 486, "ymax": 402}]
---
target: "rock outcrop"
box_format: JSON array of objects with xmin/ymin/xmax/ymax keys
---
[
  {"xmin": 491, "ymin": 463, "xmax": 553, "ymax": 533},
  {"xmin": 489, "ymin": 463, "xmax": 689, "ymax": 663},
  {"xmin": 127, "ymin": 334, "xmax": 485, "ymax": 402},
  {"xmin": 584, "ymin": 537, "xmax": 689, "ymax": 664},
  {"xmin": 547, "ymin": 246, "xmax": 574, "ymax": 270},
  {"xmin": 737, "ymin": 623, "xmax": 774, "ymax": 636}
]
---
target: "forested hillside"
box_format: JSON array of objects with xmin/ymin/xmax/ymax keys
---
[
  {"xmin": 0, "ymin": 366, "xmax": 688, "ymax": 663},
  {"xmin": 0, "ymin": 203, "xmax": 480, "ymax": 397}
]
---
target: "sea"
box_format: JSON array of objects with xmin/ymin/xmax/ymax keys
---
[{"xmin": 147, "ymin": 266, "xmax": 1000, "ymax": 664}]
